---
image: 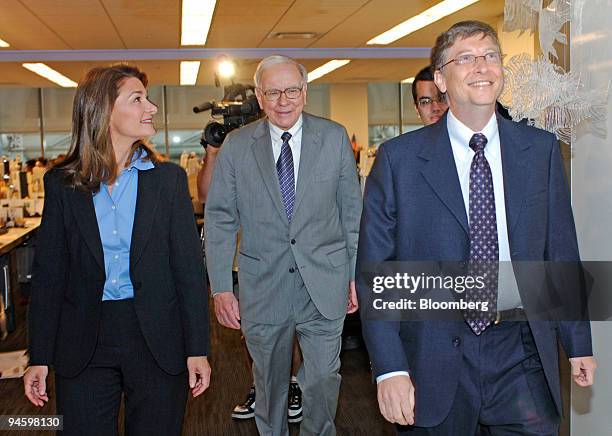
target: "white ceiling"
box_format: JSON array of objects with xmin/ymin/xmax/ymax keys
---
[{"xmin": 0, "ymin": 0, "xmax": 505, "ymax": 87}]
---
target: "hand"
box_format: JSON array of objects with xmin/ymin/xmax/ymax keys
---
[
  {"xmin": 205, "ymin": 146, "xmax": 221, "ymax": 157},
  {"xmin": 377, "ymin": 374, "xmax": 415, "ymax": 426},
  {"xmin": 347, "ymin": 281, "xmax": 358, "ymax": 314},
  {"xmin": 23, "ymin": 365, "xmax": 49, "ymax": 407},
  {"xmin": 187, "ymin": 356, "xmax": 211, "ymax": 397},
  {"xmin": 213, "ymin": 292, "xmax": 241, "ymax": 329},
  {"xmin": 569, "ymin": 356, "xmax": 596, "ymax": 387}
]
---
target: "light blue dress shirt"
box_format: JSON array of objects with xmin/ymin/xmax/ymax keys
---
[{"xmin": 94, "ymin": 150, "xmax": 155, "ymax": 301}]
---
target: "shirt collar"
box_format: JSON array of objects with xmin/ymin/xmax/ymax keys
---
[
  {"xmin": 447, "ymin": 109, "xmax": 499, "ymax": 159},
  {"xmin": 268, "ymin": 114, "xmax": 303, "ymax": 142},
  {"xmin": 127, "ymin": 148, "xmax": 155, "ymax": 171}
]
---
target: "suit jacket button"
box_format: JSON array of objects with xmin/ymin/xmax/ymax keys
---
[
  {"xmin": 289, "ymin": 267, "xmax": 295, "ymax": 273},
  {"xmin": 290, "ymin": 239, "xmax": 296, "ymax": 245},
  {"xmin": 452, "ymin": 337, "xmax": 461, "ymax": 347}
]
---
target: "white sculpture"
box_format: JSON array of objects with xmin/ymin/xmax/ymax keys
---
[
  {"xmin": 500, "ymin": 54, "xmax": 608, "ymax": 143},
  {"xmin": 503, "ymin": 0, "xmax": 570, "ymax": 61}
]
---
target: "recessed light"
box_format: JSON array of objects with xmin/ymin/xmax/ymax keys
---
[{"xmin": 268, "ymin": 32, "xmax": 318, "ymax": 40}]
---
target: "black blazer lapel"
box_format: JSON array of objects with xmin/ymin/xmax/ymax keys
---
[
  {"xmin": 130, "ymin": 166, "xmax": 162, "ymax": 271},
  {"xmin": 71, "ymin": 188, "xmax": 105, "ymax": 272},
  {"xmin": 419, "ymin": 115, "xmax": 470, "ymax": 236},
  {"xmin": 251, "ymin": 119, "xmax": 290, "ymax": 225}
]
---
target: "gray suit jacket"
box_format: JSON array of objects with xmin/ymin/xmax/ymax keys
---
[{"xmin": 205, "ymin": 112, "xmax": 362, "ymax": 324}]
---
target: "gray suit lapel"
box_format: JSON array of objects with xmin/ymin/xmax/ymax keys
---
[
  {"xmin": 293, "ymin": 113, "xmax": 321, "ymax": 218},
  {"xmin": 251, "ymin": 119, "xmax": 289, "ymax": 224},
  {"xmin": 419, "ymin": 115, "xmax": 470, "ymax": 236}
]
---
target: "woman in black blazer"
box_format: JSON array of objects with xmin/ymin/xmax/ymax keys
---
[{"xmin": 23, "ymin": 65, "xmax": 211, "ymax": 435}]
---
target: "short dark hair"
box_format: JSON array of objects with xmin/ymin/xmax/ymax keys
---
[
  {"xmin": 430, "ymin": 20, "xmax": 501, "ymax": 71},
  {"xmin": 411, "ymin": 65, "xmax": 434, "ymax": 103}
]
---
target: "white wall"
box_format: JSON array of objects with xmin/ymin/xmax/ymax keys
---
[{"xmin": 570, "ymin": 1, "xmax": 612, "ymax": 434}]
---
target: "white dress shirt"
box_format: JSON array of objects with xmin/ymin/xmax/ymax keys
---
[
  {"xmin": 377, "ymin": 110, "xmax": 522, "ymax": 384},
  {"xmin": 268, "ymin": 115, "xmax": 303, "ymax": 190},
  {"xmin": 447, "ymin": 109, "xmax": 521, "ymax": 312}
]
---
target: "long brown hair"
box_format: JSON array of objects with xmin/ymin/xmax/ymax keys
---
[{"xmin": 56, "ymin": 64, "xmax": 160, "ymax": 192}]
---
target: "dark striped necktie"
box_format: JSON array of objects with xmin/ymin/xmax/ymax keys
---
[{"xmin": 276, "ymin": 131, "xmax": 295, "ymax": 222}]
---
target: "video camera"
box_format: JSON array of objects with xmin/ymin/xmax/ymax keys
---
[{"xmin": 193, "ymin": 84, "xmax": 262, "ymax": 148}]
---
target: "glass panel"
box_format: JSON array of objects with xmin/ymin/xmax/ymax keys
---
[
  {"xmin": 368, "ymin": 83, "xmax": 400, "ymax": 148},
  {"xmin": 400, "ymin": 82, "xmax": 424, "ymax": 131},
  {"xmin": 305, "ymin": 83, "xmax": 330, "ymax": 119},
  {"xmin": 0, "ymin": 88, "xmax": 41, "ymax": 160},
  {"xmin": 41, "ymin": 87, "xmax": 75, "ymax": 159},
  {"xmin": 165, "ymin": 85, "xmax": 224, "ymax": 163},
  {"xmin": 146, "ymin": 86, "xmax": 166, "ymax": 156}
]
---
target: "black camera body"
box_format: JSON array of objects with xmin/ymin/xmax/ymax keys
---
[{"xmin": 193, "ymin": 84, "xmax": 262, "ymax": 148}]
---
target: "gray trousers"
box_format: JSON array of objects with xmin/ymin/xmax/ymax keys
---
[{"xmin": 241, "ymin": 271, "xmax": 345, "ymax": 436}]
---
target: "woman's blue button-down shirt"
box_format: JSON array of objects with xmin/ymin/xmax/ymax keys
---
[{"xmin": 93, "ymin": 151, "xmax": 155, "ymax": 301}]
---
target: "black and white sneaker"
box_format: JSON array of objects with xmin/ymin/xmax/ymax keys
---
[
  {"xmin": 231, "ymin": 386, "xmax": 256, "ymax": 419},
  {"xmin": 287, "ymin": 382, "xmax": 303, "ymax": 423}
]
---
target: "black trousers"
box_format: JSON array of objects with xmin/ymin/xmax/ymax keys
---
[
  {"xmin": 398, "ymin": 321, "xmax": 559, "ymax": 436},
  {"xmin": 55, "ymin": 299, "xmax": 188, "ymax": 436}
]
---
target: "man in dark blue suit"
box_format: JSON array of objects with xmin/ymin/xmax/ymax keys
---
[{"xmin": 357, "ymin": 21, "xmax": 596, "ymax": 435}]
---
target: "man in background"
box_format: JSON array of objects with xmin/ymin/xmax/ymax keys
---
[{"xmin": 411, "ymin": 65, "xmax": 448, "ymax": 126}]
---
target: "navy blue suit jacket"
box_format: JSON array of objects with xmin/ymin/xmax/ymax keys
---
[{"xmin": 357, "ymin": 112, "xmax": 592, "ymax": 427}]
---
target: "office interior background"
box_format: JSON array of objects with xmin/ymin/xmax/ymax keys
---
[{"xmin": 0, "ymin": 0, "xmax": 611, "ymax": 434}]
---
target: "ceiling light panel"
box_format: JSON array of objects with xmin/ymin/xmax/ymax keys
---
[
  {"xmin": 181, "ymin": 0, "xmax": 217, "ymax": 46},
  {"xmin": 22, "ymin": 63, "xmax": 77, "ymax": 87},
  {"xmin": 180, "ymin": 61, "xmax": 201, "ymax": 85},
  {"xmin": 367, "ymin": 0, "xmax": 480, "ymax": 45},
  {"xmin": 307, "ymin": 60, "xmax": 351, "ymax": 82}
]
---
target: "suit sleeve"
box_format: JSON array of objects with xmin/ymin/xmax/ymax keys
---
[
  {"xmin": 544, "ymin": 135, "xmax": 592, "ymax": 358},
  {"xmin": 28, "ymin": 172, "xmax": 68, "ymax": 366},
  {"xmin": 204, "ymin": 136, "xmax": 240, "ymax": 294},
  {"xmin": 337, "ymin": 127, "xmax": 363, "ymax": 280},
  {"xmin": 169, "ymin": 167, "xmax": 210, "ymax": 356},
  {"xmin": 357, "ymin": 144, "xmax": 410, "ymax": 377}
]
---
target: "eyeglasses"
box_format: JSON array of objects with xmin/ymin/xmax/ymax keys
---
[
  {"xmin": 417, "ymin": 96, "xmax": 446, "ymax": 108},
  {"xmin": 259, "ymin": 86, "xmax": 304, "ymax": 101},
  {"xmin": 439, "ymin": 52, "xmax": 502, "ymax": 70}
]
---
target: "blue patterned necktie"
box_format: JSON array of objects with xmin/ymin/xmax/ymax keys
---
[
  {"xmin": 277, "ymin": 131, "xmax": 295, "ymax": 222},
  {"xmin": 465, "ymin": 133, "xmax": 499, "ymax": 335}
]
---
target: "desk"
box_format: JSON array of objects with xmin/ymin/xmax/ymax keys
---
[
  {"xmin": 0, "ymin": 217, "xmax": 41, "ymax": 338},
  {"xmin": 0, "ymin": 217, "xmax": 41, "ymax": 256}
]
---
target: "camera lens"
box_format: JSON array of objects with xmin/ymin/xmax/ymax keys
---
[{"xmin": 203, "ymin": 122, "xmax": 227, "ymax": 148}]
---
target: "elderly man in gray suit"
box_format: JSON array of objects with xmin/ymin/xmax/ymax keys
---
[{"xmin": 205, "ymin": 55, "xmax": 362, "ymax": 436}]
